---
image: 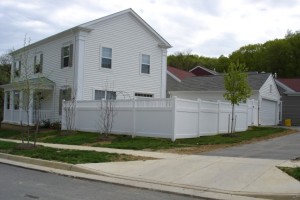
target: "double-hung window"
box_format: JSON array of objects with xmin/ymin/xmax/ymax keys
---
[
  {"xmin": 34, "ymin": 53, "xmax": 43, "ymax": 73},
  {"xmin": 14, "ymin": 91, "xmax": 20, "ymax": 110},
  {"xmin": 59, "ymin": 88, "xmax": 71, "ymax": 115},
  {"xmin": 141, "ymin": 54, "xmax": 150, "ymax": 74},
  {"xmin": 101, "ymin": 47, "xmax": 112, "ymax": 69},
  {"xmin": 6, "ymin": 92, "xmax": 10, "ymax": 109},
  {"xmin": 95, "ymin": 90, "xmax": 116, "ymax": 100},
  {"xmin": 61, "ymin": 44, "xmax": 73, "ymax": 68},
  {"xmin": 14, "ymin": 60, "xmax": 21, "ymax": 77}
]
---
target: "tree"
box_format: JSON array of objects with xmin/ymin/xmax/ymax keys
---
[
  {"xmin": 0, "ymin": 52, "xmax": 12, "ymax": 128},
  {"xmin": 223, "ymin": 62, "xmax": 252, "ymax": 134},
  {"xmin": 11, "ymin": 35, "xmax": 49, "ymax": 146}
]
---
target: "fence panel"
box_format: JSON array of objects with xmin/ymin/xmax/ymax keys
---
[{"xmin": 62, "ymin": 97, "xmax": 258, "ymax": 140}]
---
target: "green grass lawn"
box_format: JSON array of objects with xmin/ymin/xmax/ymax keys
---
[
  {"xmin": 279, "ymin": 167, "xmax": 300, "ymax": 181},
  {"xmin": 0, "ymin": 126, "xmax": 289, "ymax": 150},
  {"xmin": 0, "ymin": 141, "xmax": 146, "ymax": 164}
]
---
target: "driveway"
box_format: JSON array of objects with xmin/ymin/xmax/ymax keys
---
[{"xmin": 202, "ymin": 131, "xmax": 300, "ymax": 160}]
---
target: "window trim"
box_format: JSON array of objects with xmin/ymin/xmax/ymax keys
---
[
  {"xmin": 34, "ymin": 52, "xmax": 43, "ymax": 74},
  {"xmin": 59, "ymin": 87, "xmax": 72, "ymax": 115},
  {"xmin": 100, "ymin": 46, "xmax": 112, "ymax": 69},
  {"xmin": 14, "ymin": 60, "xmax": 21, "ymax": 77},
  {"xmin": 13, "ymin": 91, "xmax": 20, "ymax": 110},
  {"xmin": 6, "ymin": 92, "xmax": 10, "ymax": 110},
  {"xmin": 140, "ymin": 54, "xmax": 150, "ymax": 74},
  {"xmin": 61, "ymin": 44, "xmax": 73, "ymax": 68},
  {"xmin": 94, "ymin": 89, "xmax": 116, "ymax": 100},
  {"xmin": 135, "ymin": 92, "xmax": 154, "ymax": 98}
]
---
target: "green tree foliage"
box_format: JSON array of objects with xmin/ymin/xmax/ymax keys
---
[
  {"xmin": 167, "ymin": 50, "xmax": 229, "ymax": 72},
  {"xmin": 224, "ymin": 62, "xmax": 252, "ymax": 133},
  {"xmin": 168, "ymin": 30, "xmax": 300, "ymax": 78},
  {"xmin": 229, "ymin": 30, "xmax": 300, "ymax": 78}
]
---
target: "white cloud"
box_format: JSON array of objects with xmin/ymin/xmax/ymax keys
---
[{"xmin": 1, "ymin": 0, "xmax": 300, "ymax": 56}]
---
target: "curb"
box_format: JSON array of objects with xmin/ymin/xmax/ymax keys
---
[{"xmin": 0, "ymin": 153, "xmax": 270, "ymax": 200}]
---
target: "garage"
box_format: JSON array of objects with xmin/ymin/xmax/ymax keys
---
[{"xmin": 260, "ymin": 99, "xmax": 277, "ymax": 125}]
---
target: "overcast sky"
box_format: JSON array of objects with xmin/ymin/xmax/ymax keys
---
[{"xmin": 1, "ymin": 0, "xmax": 300, "ymax": 57}]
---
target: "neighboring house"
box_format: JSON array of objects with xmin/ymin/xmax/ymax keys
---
[
  {"xmin": 168, "ymin": 73, "xmax": 281, "ymax": 125},
  {"xmin": 1, "ymin": 8, "xmax": 171, "ymax": 125},
  {"xmin": 189, "ymin": 66, "xmax": 218, "ymax": 76},
  {"xmin": 166, "ymin": 66, "xmax": 195, "ymax": 96},
  {"xmin": 275, "ymin": 78, "xmax": 300, "ymax": 126}
]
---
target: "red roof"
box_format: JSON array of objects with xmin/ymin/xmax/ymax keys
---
[
  {"xmin": 277, "ymin": 78, "xmax": 300, "ymax": 92},
  {"xmin": 167, "ymin": 66, "xmax": 195, "ymax": 80}
]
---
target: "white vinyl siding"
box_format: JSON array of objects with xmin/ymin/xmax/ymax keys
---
[{"xmin": 83, "ymin": 13, "xmax": 163, "ymax": 100}]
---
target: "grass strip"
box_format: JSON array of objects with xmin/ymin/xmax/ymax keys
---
[{"xmin": 0, "ymin": 141, "xmax": 148, "ymax": 164}]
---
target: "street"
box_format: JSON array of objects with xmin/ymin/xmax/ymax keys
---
[
  {"xmin": 202, "ymin": 131, "xmax": 300, "ymax": 160},
  {"xmin": 0, "ymin": 163, "xmax": 206, "ymax": 200}
]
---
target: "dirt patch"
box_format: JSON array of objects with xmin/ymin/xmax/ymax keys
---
[
  {"xmin": 15, "ymin": 143, "xmax": 39, "ymax": 150},
  {"xmin": 158, "ymin": 129, "xmax": 297, "ymax": 154},
  {"xmin": 116, "ymin": 154, "xmax": 155, "ymax": 162}
]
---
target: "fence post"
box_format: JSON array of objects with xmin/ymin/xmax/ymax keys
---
[
  {"xmin": 197, "ymin": 98, "xmax": 202, "ymax": 137},
  {"xmin": 217, "ymin": 100, "xmax": 220, "ymax": 134},
  {"xmin": 132, "ymin": 98, "xmax": 136, "ymax": 138},
  {"xmin": 171, "ymin": 96, "xmax": 177, "ymax": 141}
]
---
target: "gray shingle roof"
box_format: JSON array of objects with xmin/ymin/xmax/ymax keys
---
[{"xmin": 171, "ymin": 73, "xmax": 271, "ymax": 91}]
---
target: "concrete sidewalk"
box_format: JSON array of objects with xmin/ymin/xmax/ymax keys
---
[{"xmin": 1, "ymin": 138, "xmax": 300, "ymax": 199}]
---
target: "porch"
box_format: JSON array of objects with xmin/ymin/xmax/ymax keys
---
[{"xmin": 1, "ymin": 77, "xmax": 56, "ymax": 126}]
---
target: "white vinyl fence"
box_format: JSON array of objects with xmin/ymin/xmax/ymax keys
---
[{"xmin": 62, "ymin": 97, "xmax": 258, "ymax": 141}]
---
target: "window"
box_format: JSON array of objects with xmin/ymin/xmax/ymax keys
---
[
  {"xmin": 14, "ymin": 61, "xmax": 21, "ymax": 77},
  {"xmin": 61, "ymin": 44, "xmax": 73, "ymax": 68},
  {"xmin": 95, "ymin": 90, "xmax": 116, "ymax": 100},
  {"xmin": 269, "ymin": 85, "xmax": 273, "ymax": 93},
  {"xmin": 34, "ymin": 53, "xmax": 43, "ymax": 73},
  {"xmin": 14, "ymin": 91, "xmax": 20, "ymax": 110},
  {"xmin": 141, "ymin": 54, "xmax": 150, "ymax": 74},
  {"xmin": 6, "ymin": 92, "xmax": 10, "ymax": 109},
  {"xmin": 101, "ymin": 47, "xmax": 112, "ymax": 69},
  {"xmin": 59, "ymin": 88, "xmax": 71, "ymax": 115},
  {"xmin": 135, "ymin": 93, "xmax": 153, "ymax": 98}
]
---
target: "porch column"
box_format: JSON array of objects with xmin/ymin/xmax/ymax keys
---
[
  {"xmin": 3, "ymin": 91, "xmax": 7, "ymax": 122},
  {"xmin": 18, "ymin": 91, "xmax": 23, "ymax": 125},
  {"xmin": 10, "ymin": 90, "xmax": 14, "ymax": 122},
  {"xmin": 28, "ymin": 89, "xmax": 34, "ymax": 125},
  {"xmin": 74, "ymin": 30, "xmax": 88, "ymax": 101}
]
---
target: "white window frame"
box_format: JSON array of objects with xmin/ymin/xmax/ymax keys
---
[
  {"xmin": 14, "ymin": 60, "xmax": 21, "ymax": 77},
  {"xmin": 140, "ymin": 54, "xmax": 150, "ymax": 74},
  {"xmin": 94, "ymin": 89, "xmax": 116, "ymax": 100},
  {"xmin": 100, "ymin": 47, "xmax": 112, "ymax": 69},
  {"xmin": 13, "ymin": 91, "xmax": 20, "ymax": 110},
  {"xmin": 34, "ymin": 52, "xmax": 43, "ymax": 74},
  {"xmin": 135, "ymin": 92, "xmax": 154, "ymax": 98}
]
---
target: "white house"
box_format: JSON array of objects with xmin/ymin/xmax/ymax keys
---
[
  {"xmin": 1, "ymin": 8, "xmax": 171, "ymax": 125},
  {"xmin": 168, "ymin": 73, "xmax": 281, "ymax": 125}
]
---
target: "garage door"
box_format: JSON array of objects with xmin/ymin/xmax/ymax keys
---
[{"xmin": 260, "ymin": 99, "xmax": 277, "ymax": 125}]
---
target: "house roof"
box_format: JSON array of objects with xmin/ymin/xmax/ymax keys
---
[
  {"xmin": 167, "ymin": 66, "xmax": 195, "ymax": 81},
  {"xmin": 276, "ymin": 78, "xmax": 300, "ymax": 92},
  {"xmin": 0, "ymin": 77, "xmax": 55, "ymax": 90},
  {"xmin": 12, "ymin": 8, "xmax": 171, "ymax": 55},
  {"xmin": 189, "ymin": 66, "xmax": 218, "ymax": 76},
  {"xmin": 171, "ymin": 73, "xmax": 271, "ymax": 91}
]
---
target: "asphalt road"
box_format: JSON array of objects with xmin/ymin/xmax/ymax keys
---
[
  {"xmin": 202, "ymin": 131, "xmax": 300, "ymax": 160},
  {"xmin": 0, "ymin": 163, "xmax": 206, "ymax": 200}
]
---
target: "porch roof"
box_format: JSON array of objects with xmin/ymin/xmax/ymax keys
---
[{"xmin": 0, "ymin": 77, "xmax": 55, "ymax": 90}]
